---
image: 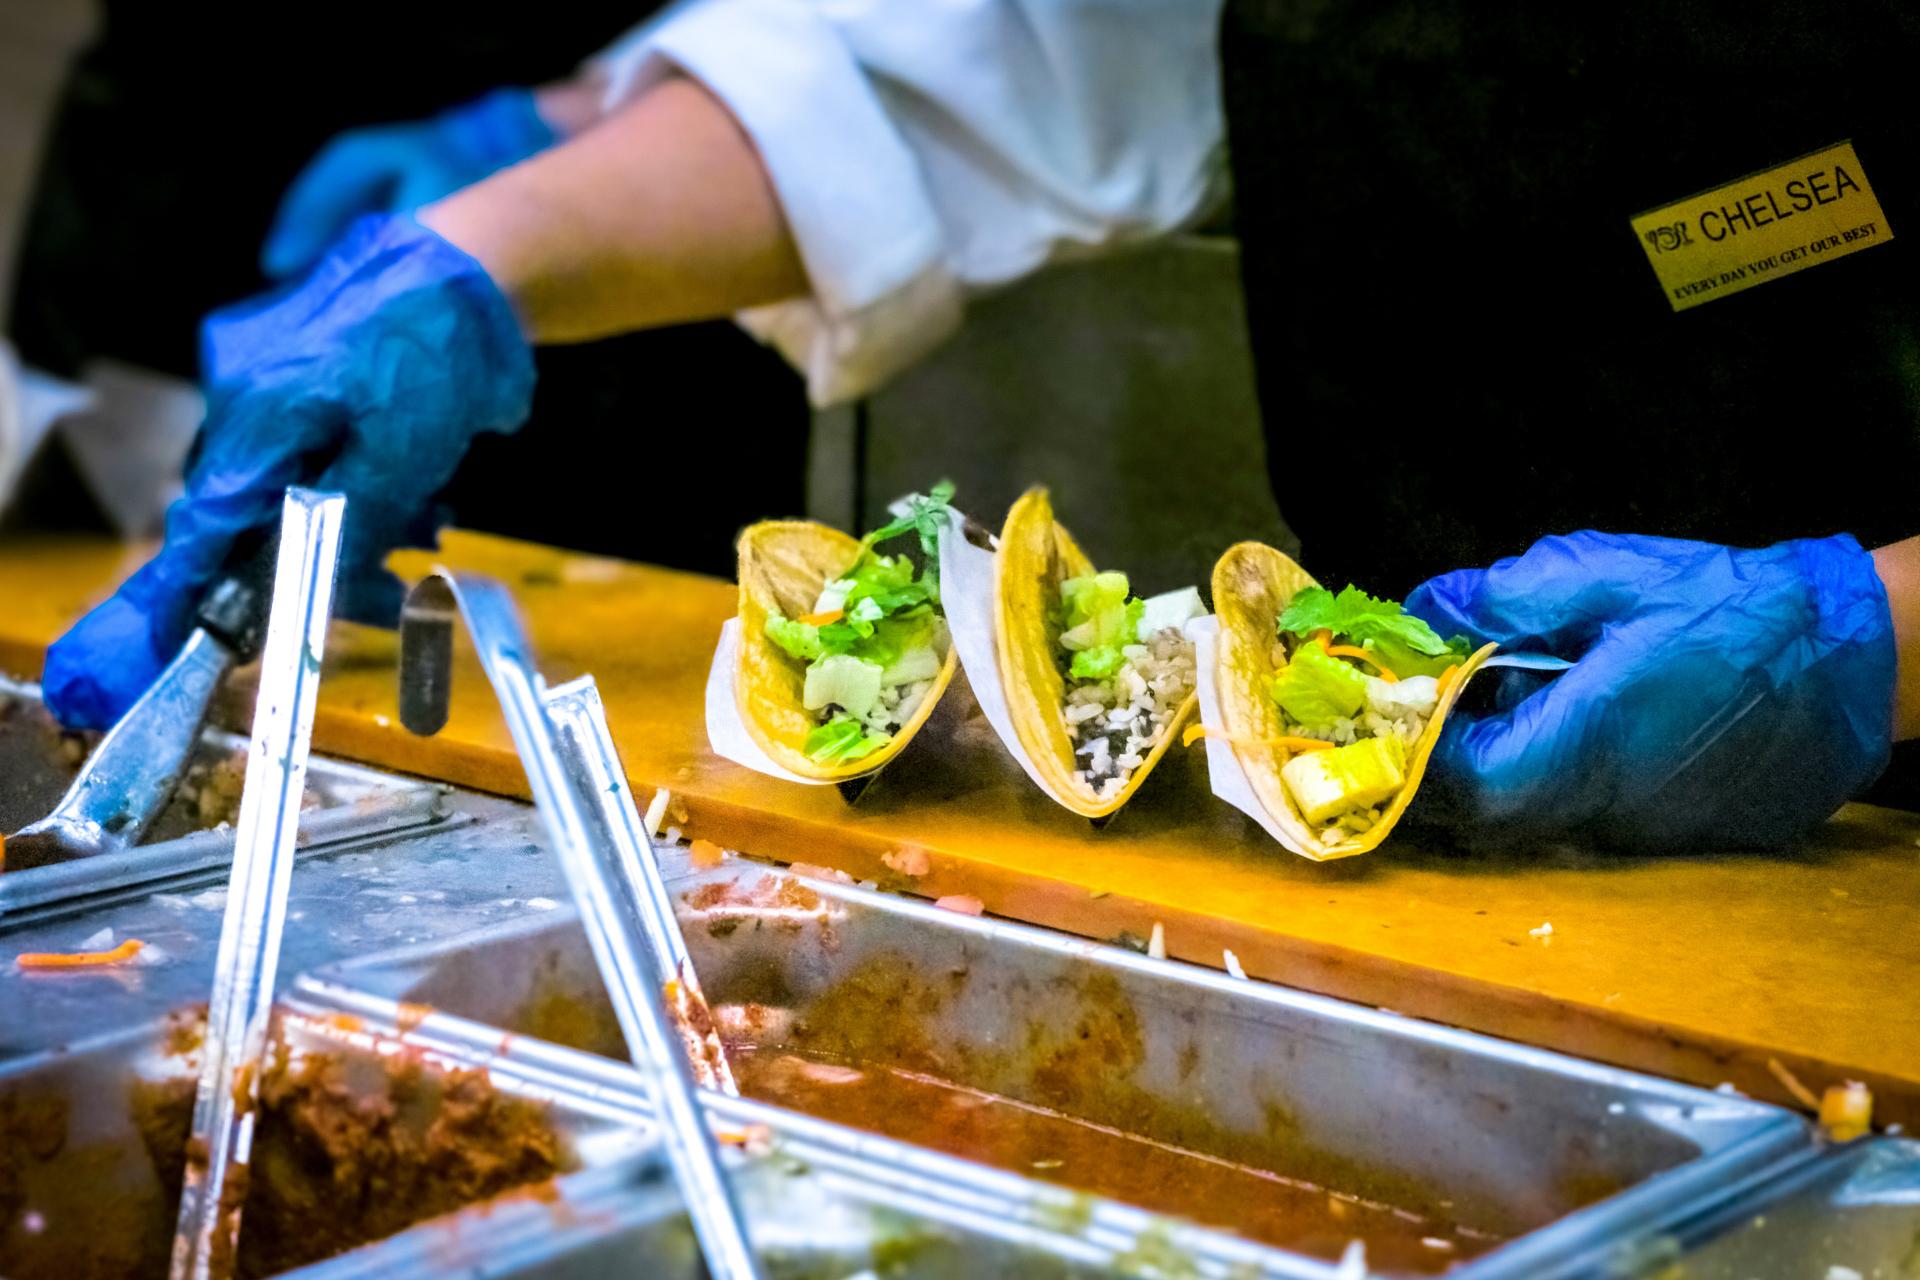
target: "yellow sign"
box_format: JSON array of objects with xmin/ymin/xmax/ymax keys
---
[{"xmin": 1631, "ymin": 141, "xmax": 1893, "ymax": 312}]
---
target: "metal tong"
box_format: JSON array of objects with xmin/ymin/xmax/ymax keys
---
[
  {"xmin": 397, "ymin": 569, "xmax": 760, "ymax": 1280},
  {"xmin": 7, "ymin": 553, "xmax": 272, "ymax": 871},
  {"xmin": 169, "ymin": 488, "xmax": 346, "ymax": 1280}
]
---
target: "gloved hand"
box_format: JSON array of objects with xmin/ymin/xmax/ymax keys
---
[
  {"xmin": 1405, "ymin": 531, "xmax": 1896, "ymax": 852},
  {"xmin": 44, "ymin": 214, "xmax": 534, "ymax": 730},
  {"xmin": 261, "ymin": 89, "xmax": 555, "ymax": 281}
]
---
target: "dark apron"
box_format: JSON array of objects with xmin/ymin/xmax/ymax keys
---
[
  {"xmin": 8, "ymin": 2, "xmax": 806, "ymax": 577},
  {"xmin": 1221, "ymin": 0, "xmax": 1920, "ymax": 595},
  {"xmin": 1221, "ymin": 0, "xmax": 1920, "ymax": 806}
]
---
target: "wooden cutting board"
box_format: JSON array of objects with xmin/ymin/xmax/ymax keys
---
[{"xmin": 2, "ymin": 530, "xmax": 1915, "ymax": 1130}]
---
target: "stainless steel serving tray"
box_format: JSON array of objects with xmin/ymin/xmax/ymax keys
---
[
  {"xmin": 0, "ymin": 679, "xmax": 448, "ymax": 928},
  {"xmin": 278, "ymin": 984, "xmax": 1315, "ymax": 1280},
  {"xmin": 310, "ymin": 859, "xmax": 1812, "ymax": 1278}
]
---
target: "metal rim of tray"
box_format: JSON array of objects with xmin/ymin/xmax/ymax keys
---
[{"xmin": 0, "ymin": 678, "xmax": 452, "ymax": 930}]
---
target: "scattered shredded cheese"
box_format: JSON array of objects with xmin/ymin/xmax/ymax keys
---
[
  {"xmin": 1147, "ymin": 922, "xmax": 1167, "ymax": 960},
  {"xmin": 1766, "ymin": 1057, "xmax": 1822, "ymax": 1111},
  {"xmin": 1528, "ymin": 922, "xmax": 1554, "ymax": 941},
  {"xmin": 16, "ymin": 939, "xmax": 145, "ymax": 969},
  {"xmin": 688, "ymin": 839, "xmax": 726, "ymax": 870},
  {"xmin": 1181, "ymin": 723, "xmax": 1332, "ymax": 752},
  {"xmin": 1223, "ymin": 949, "xmax": 1249, "ymax": 981},
  {"xmin": 644, "ymin": 789, "xmax": 670, "ymax": 838}
]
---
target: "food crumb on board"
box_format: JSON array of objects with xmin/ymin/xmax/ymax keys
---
[
  {"xmin": 1222, "ymin": 949, "xmax": 1248, "ymax": 980},
  {"xmin": 1827, "ymin": 1266, "xmax": 1864, "ymax": 1280},
  {"xmin": 788, "ymin": 862, "xmax": 855, "ymax": 885},
  {"xmin": 373, "ymin": 714, "xmax": 391, "ymax": 728},
  {"xmin": 880, "ymin": 847, "xmax": 931, "ymax": 878},
  {"xmin": 1422, "ymin": 1237, "xmax": 1455, "ymax": 1252},
  {"xmin": 1820, "ymin": 1081, "xmax": 1874, "ymax": 1142},
  {"xmin": 524, "ymin": 898, "xmax": 559, "ymax": 911},
  {"xmin": 644, "ymin": 789, "xmax": 670, "ymax": 838},
  {"xmin": 1528, "ymin": 921, "xmax": 1554, "ymax": 942},
  {"xmin": 688, "ymin": 839, "xmax": 726, "ymax": 870},
  {"xmin": 1147, "ymin": 922, "xmax": 1167, "ymax": 960},
  {"xmin": 935, "ymin": 894, "xmax": 985, "ymax": 916}
]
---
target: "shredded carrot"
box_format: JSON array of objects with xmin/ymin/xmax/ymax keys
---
[
  {"xmin": 800, "ymin": 608, "xmax": 843, "ymax": 626},
  {"xmin": 1325, "ymin": 645, "xmax": 1398, "ymax": 681},
  {"xmin": 1434, "ymin": 661, "xmax": 1464, "ymax": 699},
  {"xmin": 17, "ymin": 938, "xmax": 144, "ymax": 969},
  {"xmin": 687, "ymin": 838, "xmax": 725, "ymax": 870},
  {"xmin": 1310, "ymin": 630, "xmax": 1333, "ymax": 651},
  {"xmin": 1182, "ymin": 724, "xmax": 1333, "ymax": 752}
]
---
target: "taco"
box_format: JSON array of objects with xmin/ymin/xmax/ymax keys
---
[
  {"xmin": 737, "ymin": 486, "xmax": 960, "ymax": 779},
  {"xmin": 1208, "ymin": 542, "xmax": 1496, "ymax": 858},
  {"xmin": 995, "ymin": 487, "xmax": 1205, "ymax": 817}
]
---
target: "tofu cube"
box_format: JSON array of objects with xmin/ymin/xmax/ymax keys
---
[{"xmin": 1281, "ymin": 736, "xmax": 1408, "ymax": 825}]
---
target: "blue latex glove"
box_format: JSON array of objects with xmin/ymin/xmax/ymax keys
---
[
  {"xmin": 261, "ymin": 88, "xmax": 555, "ymax": 281},
  {"xmin": 44, "ymin": 214, "xmax": 534, "ymax": 730},
  {"xmin": 1405, "ymin": 531, "xmax": 1896, "ymax": 852}
]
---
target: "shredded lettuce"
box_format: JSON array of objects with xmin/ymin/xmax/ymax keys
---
[
  {"xmin": 1268, "ymin": 642, "xmax": 1370, "ymax": 726},
  {"xmin": 1058, "ymin": 572, "xmax": 1145, "ymax": 680},
  {"xmin": 1276, "ymin": 585, "xmax": 1470, "ymax": 680},
  {"xmin": 803, "ymin": 654, "xmax": 884, "ymax": 718},
  {"xmin": 764, "ymin": 615, "xmax": 824, "ymax": 661},
  {"xmin": 804, "ymin": 714, "xmax": 889, "ymax": 763}
]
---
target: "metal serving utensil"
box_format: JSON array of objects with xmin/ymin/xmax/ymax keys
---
[
  {"xmin": 169, "ymin": 488, "xmax": 346, "ymax": 1280},
  {"xmin": 397, "ymin": 569, "xmax": 761, "ymax": 1280},
  {"xmin": 6, "ymin": 554, "xmax": 272, "ymax": 872}
]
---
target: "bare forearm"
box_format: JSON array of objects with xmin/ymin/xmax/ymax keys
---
[
  {"xmin": 1873, "ymin": 534, "xmax": 1920, "ymax": 740},
  {"xmin": 532, "ymin": 73, "xmax": 610, "ymax": 138},
  {"xmin": 421, "ymin": 76, "xmax": 806, "ymax": 341}
]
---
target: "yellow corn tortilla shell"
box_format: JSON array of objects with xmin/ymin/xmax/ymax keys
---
[
  {"xmin": 994, "ymin": 487, "xmax": 1199, "ymax": 819},
  {"xmin": 1210, "ymin": 541, "xmax": 1496, "ymax": 860},
  {"xmin": 734, "ymin": 520, "xmax": 959, "ymax": 781}
]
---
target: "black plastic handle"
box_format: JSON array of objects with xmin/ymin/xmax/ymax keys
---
[{"xmin": 194, "ymin": 533, "xmax": 279, "ymax": 663}]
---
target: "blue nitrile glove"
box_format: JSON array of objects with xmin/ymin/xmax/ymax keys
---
[
  {"xmin": 1404, "ymin": 531, "xmax": 1896, "ymax": 853},
  {"xmin": 261, "ymin": 88, "xmax": 555, "ymax": 281},
  {"xmin": 44, "ymin": 214, "xmax": 534, "ymax": 730}
]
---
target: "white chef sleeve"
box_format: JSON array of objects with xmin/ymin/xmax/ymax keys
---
[{"xmin": 592, "ymin": 0, "xmax": 1228, "ymax": 406}]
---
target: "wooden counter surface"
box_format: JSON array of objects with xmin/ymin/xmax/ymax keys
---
[{"xmin": 1, "ymin": 531, "xmax": 1914, "ymax": 1129}]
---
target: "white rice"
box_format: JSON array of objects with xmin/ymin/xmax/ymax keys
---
[
  {"xmin": 862, "ymin": 677, "xmax": 934, "ymax": 737},
  {"xmin": 1290, "ymin": 674, "xmax": 1440, "ymax": 749},
  {"xmin": 1065, "ymin": 628, "xmax": 1198, "ymax": 801}
]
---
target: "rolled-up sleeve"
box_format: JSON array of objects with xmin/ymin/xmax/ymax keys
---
[{"xmin": 593, "ymin": 0, "xmax": 1227, "ymax": 405}]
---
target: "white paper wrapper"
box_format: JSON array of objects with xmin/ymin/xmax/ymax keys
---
[
  {"xmin": 703, "ymin": 617, "xmax": 836, "ymax": 785},
  {"xmin": 936, "ymin": 508, "xmax": 1057, "ymax": 796},
  {"xmin": 1185, "ymin": 614, "xmax": 1297, "ymax": 846}
]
